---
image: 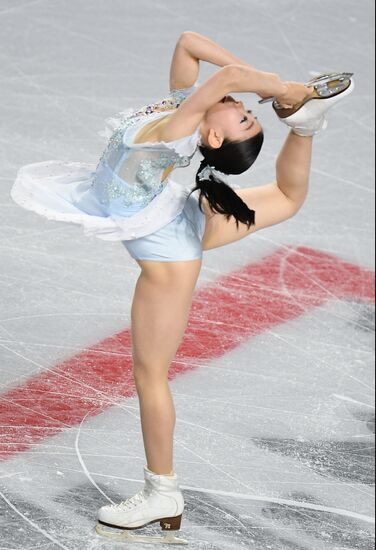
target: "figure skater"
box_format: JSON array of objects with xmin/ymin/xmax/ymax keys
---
[{"xmin": 11, "ymin": 31, "xmax": 354, "ymax": 545}]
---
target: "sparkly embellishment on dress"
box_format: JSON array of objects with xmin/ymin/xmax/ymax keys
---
[
  {"xmin": 92, "ymin": 87, "xmax": 198, "ymax": 209},
  {"xmin": 100, "ymin": 176, "xmax": 165, "ymax": 207}
]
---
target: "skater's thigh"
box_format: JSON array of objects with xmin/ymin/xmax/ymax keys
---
[{"xmin": 131, "ymin": 259, "xmax": 202, "ymax": 377}]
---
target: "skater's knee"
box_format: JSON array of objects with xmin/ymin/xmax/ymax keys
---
[
  {"xmin": 138, "ymin": 259, "xmax": 201, "ymax": 288},
  {"xmin": 132, "ymin": 359, "xmax": 169, "ymax": 389}
]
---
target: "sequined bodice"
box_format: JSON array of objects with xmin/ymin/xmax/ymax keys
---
[{"xmin": 92, "ymin": 88, "xmax": 196, "ymax": 210}]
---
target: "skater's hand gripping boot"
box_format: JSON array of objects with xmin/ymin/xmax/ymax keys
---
[{"xmin": 273, "ymin": 81, "xmax": 316, "ymax": 109}]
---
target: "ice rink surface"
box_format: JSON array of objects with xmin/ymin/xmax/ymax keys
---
[{"xmin": 0, "ymin": 0, "xmax": 375, "ymax": 548}]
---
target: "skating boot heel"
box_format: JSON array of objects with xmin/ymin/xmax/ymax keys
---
[
  {"xmin": 160, "ymin": 513, "xmax": 183, "ymax": 531},
  {"xmin": 273, "ymin": 72, "xmax": 355, "ymax": 136}
]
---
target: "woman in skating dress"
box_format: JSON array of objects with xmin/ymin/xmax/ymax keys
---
[{"xmin": 11, "ymin": 31, "xmax": 354, "ymax": 545}]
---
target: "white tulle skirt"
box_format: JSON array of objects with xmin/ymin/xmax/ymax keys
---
[
  {"xmin": 10, "ymin": 104, "xmax": 194, "ymax": 241},
  {"xmin": 11, "ymin": 160, "xmax": 190, "ymax": 241}
]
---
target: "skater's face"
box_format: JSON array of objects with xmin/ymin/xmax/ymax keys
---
[{"xmin": 200, "ymin": 95, "xmax": 263, "ymax": 149}]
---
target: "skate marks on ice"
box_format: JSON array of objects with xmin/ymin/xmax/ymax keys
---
[
  {"xmin": 0, "ymin": 479, "xmax": 373, "ymax": 550},
  {"xmin": 252, "ymin": 438, "xmax": 375, "ymax": 485},
  {"xmin": 353, "ymin": 303, "xmax": 376, "ymax": 334},
  {"xmin": 0, "ymin": 487, "xmax": 72, "ymax": 550},
  {"xmin": 251, "ymin": 298, "xmax": 375, "ymax": 488},
  {"xmin": 184, "ymin": 489, "xmax": 375, "ymax": 550},
  {"xmin": 0, "ymin": 481, "xmax": 218, "ymax": 550},
  {"xmin": 340, "ymin": 301, "xmax": 375, "ymax": 434},
  {"xmin": 0, "ymin": 483, "xmax": 129, "ymax": 550},
  {"xmin": 0, "ymin": 474, "xmax": 374, "ymax": 550}
]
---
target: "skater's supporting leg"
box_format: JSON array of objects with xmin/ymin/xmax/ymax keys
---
[
  {"xmin": 131, "ymin": 259, "xmax": 202, "ymax": 475},
  {"xmin": 200, "ymin": 130, "xmax": 313, "ymax": 250}
]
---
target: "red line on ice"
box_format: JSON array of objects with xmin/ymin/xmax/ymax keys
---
[{"xmin": 0, "ymin": 246, "xmax": 374, "ymax": 460}]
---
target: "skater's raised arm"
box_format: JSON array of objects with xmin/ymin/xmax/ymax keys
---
[
  {"xmin": 169, "ymin": 31, "xmax": 250, "ymax": 90},
  {"xmin": 163, "ymin": 61, "xmax": 319, "ymax": 143},
  {"xmin": 161, "ymin": 65, "xmax": 287, "ymax": 143}
]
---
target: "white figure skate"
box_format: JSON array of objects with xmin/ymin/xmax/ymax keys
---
[
  {"xmin": 96, "ymin": 465, "xmax": 188, "ymax": 545},
  {"xmin": 260, "ymin": 72, "xmax": 355, "ymax": 136}
]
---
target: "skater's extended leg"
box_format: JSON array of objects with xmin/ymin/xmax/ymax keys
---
[
  {"xmin": 200, "ymin": 72, "xmax": 354, "ymax": 250},
  {"xmin": 201, "ymin": 130, "xmax": 313, "ymax": 249},
  {"xmin": 131, "ymin": 259, "xmax": 202, "ymax": 475}
]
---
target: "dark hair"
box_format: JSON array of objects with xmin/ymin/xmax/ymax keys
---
[{"xmin": 188, "ymin": 130, "xmax": 264, "ymax": 230}]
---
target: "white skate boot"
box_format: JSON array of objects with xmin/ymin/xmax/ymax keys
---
[
  {"xmin": 272, "ymin": 72, "xmax": 355, "ymax": 136},
  {"xmin": 96, "ymin": 465, "xmax": 188, "ymax": 545}
]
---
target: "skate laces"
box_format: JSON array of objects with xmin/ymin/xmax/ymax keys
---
[{"xmin": 112, "ymin": 487, "xmax": 152, "ymax": 511}]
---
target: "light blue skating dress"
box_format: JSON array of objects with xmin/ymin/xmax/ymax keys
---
[{"xmin": 11, "ymin": 81, "xmax": 207, "ymax": 262}]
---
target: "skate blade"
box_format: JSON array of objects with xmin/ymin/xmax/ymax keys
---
[
  {"xmin": 258, "ymin": 72, "xmax": 354, "ymax": 105},
  {"xmin": 306, "ymin": 73, "xmax": 354, "ymax": 98},
  {"xmin": 96, "ymin": 522, "xmax": 189, "ymax": 545},
  {"xmin": 305, "ymin": 72, "xmax": 354, "ymax": 88},
  {"xmin": 272, "ymin": 76, "xmax": 353, "ymax": 117}
]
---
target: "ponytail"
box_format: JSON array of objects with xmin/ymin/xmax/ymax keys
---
[
  {"xmin": 188, "ymin": 129, "xmax": 264, "ymax": 230},
  {"xmin": 188, "ymin": 159, "xmax": 256, "ymax": 230}
]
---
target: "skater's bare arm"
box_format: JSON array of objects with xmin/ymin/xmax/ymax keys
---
[
  {"xmin": 169, "ymin": 32, "xmax": 309, "ymax": 106},
  {"xmin": 169, "ymin": 31, "xmax": 249, "ymax": 90},
  {"xmin": 161, "ymin": 65, "xmax": 287, "ymax": 142}
]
